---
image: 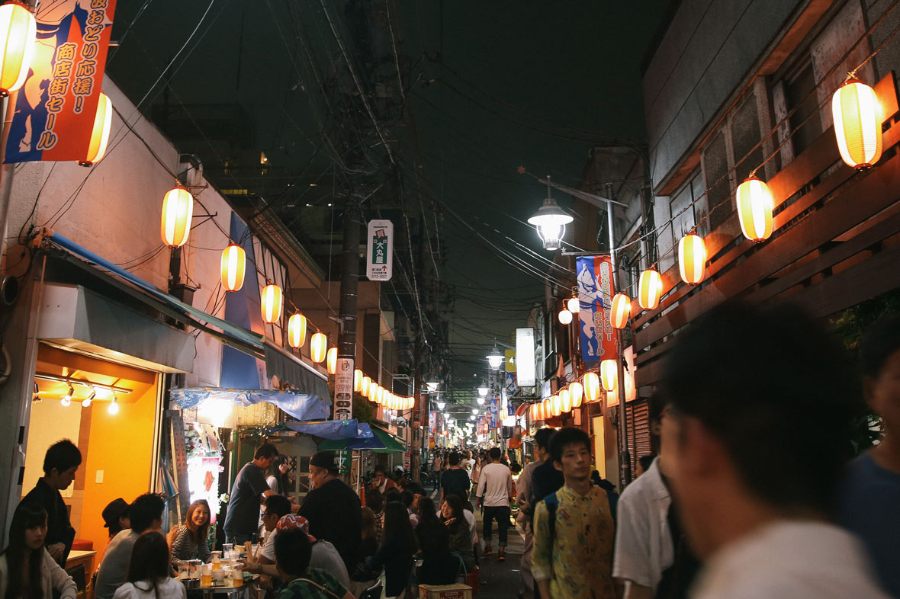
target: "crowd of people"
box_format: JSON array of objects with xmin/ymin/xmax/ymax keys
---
[{"xmin": 2, "ymin": 302, "xmax": 898, "ymax": 599}]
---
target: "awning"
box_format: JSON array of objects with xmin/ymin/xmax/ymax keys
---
[
  {"xmin": 170, "ymin": 388, "xmax": 330, "ymax": 421},
  {"xmin": 368, "ymin": 425, "xmax": 407, "ymax": 454},
  {"xmin": 284, "ymin": 419, "xmax": 364, "ymax": 441},
  {"xmin": 45, "ymin": 233, "xmax": 328, "ymax": 394},
  {"xmin": 319, "ymin": 423, "xmax": 385, "ymax": 451}
]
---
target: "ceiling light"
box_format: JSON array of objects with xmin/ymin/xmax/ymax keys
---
[
  {"xmin": 81, "ymin": 390, "xmax": 96, "ymax": 408},
  {"xmin": 108, "ymin": 396, "xmax": 120, "ymax": 415},
  {"xmin": 61, "ymin": 385, "xmax": 74, "ymax": 407}
]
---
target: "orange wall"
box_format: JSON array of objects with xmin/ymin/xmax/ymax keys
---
[{"xmin": 79, "ymin": 379, "xmax": 159, "ymax": 558}]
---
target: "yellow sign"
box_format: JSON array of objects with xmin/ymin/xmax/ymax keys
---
[{"xmin": 505, "ymin": 349, "xmax": 516, "ymax": 373}]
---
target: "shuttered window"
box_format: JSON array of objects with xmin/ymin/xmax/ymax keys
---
[{"xmin": 626, "ymin": 399, "xmax": 652, "ymax": 475}]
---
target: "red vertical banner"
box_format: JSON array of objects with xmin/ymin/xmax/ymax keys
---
[
  {"xmin": 5, "ymin": 0, "xmax": 118, "ymax": 163},
  {"xmin": 576, "ymin": 256, "xmax": 618, "ymax": 365}
]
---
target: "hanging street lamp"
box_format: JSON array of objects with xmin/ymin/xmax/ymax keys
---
[
  {"xmin": 528, "ymin": 176, "xmax": 573, "ymax": 251},
  {"xmin": 486, "ymin": 344, "xmax": 503, "ymax": 370},
  {"xmin": 558, "ymin": 308, "xmax": 573, "ymax": 325}
]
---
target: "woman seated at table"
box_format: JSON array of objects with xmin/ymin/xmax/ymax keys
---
[
  {"xmin": 0, "ymin": 503, "xmax": 76, "ymax": 599},
  {"xmin": 440, "ymin": 495, "xmax": 475, "ymax": 572},
  {"xmin": 114, "ymin": 532, "xmax": 185, "ymax": 599},
  {"xmin": 275, "ymin": 529, "xmax": 352, "ymax": 599},
  {"xmin": 167, "ymin": 500, "xmax": 211, "ymax": 563}
]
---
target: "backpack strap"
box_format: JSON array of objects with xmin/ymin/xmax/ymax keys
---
[{"xmin": 543, "ymin": 492, "xmax": 559, "ymax": 549}]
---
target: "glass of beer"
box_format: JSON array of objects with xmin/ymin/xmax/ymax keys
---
[{"xmin": 199, "ymin": 565, "xmax": 213, "ymax": 588}]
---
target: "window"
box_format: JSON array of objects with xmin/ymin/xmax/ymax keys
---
[{"xmin": 784, "ymin": 62, "xmax": 821, "ymax": 158}]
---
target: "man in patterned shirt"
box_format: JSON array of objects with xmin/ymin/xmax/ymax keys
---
[{"xmin": 533, "ymin": 427, "xmax": 615, "ymax": 599}]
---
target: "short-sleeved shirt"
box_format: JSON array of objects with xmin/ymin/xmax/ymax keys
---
[
  {"xmin": 612, "ymin": 458, "xmax": 672, "ymax": 591},
  {"xmin": 441, "ymin": 468, "xmax": 470, "ymax": 499},
  {"xmin": 476, "ymin": 463, "xmax": 512, "ymax": 507},
  {"xmin": 95, "ymin": 530, "xmax": 140, "ymax": 599},
  {"xmin": 224, "ymin": 462, "xmax": 269, "ymax": 537},
  {"xmin": 532, "ymin": 485, "xmax": 616, "ymax": 599},
  {"xmin": 839, "ymin": 452, "xmax": 900, "ymax": 597},
  {"xmin": 21, "ymin": 478, "xmax": 75, "ymax": 564},
  {"xmin": 299, "ymin": 478, "xmax": 362, "ymax": 571},
  {"xmin": 691, "ymin": 521, "xmax": 890, "ymax": 599},
  {"xmin": 277, "ymin": 569, "xmax": 348, "ymax": 599}
]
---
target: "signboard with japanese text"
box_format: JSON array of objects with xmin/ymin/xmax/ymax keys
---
[
  {"xmin": 576, "ymin": 256, "xmax": 618, "ymax": 365},
  {"xmin": 333, "ymin": 357, "xmax": 354, "ymax": 420},
  {"xmin": 5, "ymin": 0, "xmax": 118, "ymax": 164},
  {"xmin": 366, "ymin": 219, "xmax": 393, "ymax": 281}
]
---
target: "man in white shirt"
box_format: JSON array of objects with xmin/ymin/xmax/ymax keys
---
[
  {"xmin": 657, "ymin": 301, "xmax": 889, "ymax": 598},
  {"xmin": 476, "ymin": 447, "xmax": 513, "ymax": 561}
]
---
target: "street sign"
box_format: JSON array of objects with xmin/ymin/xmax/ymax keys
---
[
  {"xmin": 366, "ymin": 219, "xmax": 393, "ymax": 281},
  {"xmin": 333, "ymin": 357, "xmax": 354, "ymax": 420}
]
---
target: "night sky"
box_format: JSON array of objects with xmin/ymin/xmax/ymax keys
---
[{"xmin": 106, "ymin": 0, "xmax": 673, "ymax": 407}]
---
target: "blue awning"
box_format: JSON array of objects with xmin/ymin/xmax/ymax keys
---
[
  {"xmin": 318, "ymin": 423, "xmax": 385, "ymax": 451},
  {"xmin": 284, "ymin": 419, "xmax": 365, "ymax": 440},
  {"xmin": 170, "ymin": 388, "xmax": 330, "ymax": 421}
]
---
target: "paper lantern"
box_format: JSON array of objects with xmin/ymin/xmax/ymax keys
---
[
  {"xmin": 530, "ymin": 403, "xmax": 538, "ymax": 421},
  {"xmin": 583, "ymin": 372, "xmax": 601, "ymax": 403},
  {"xmin": 361, "ymin": 376, "xmax": 371, "ymax": 397},
  {"xmin": 219, "ymin": 244, "xmax": 246, "ymax": 292},
  {"xmin": 606, "ymin": 389, "xmax": 619, "ymax": 408},
  {"xmin": 678, "ymin": 234, "xmax": 707, "ymax": 284},
  {"xmin": 287, "ymin": 313, "xmax": 307, "ymax": 349},
  {"xmin": 326, "ymin": 347, "xmax": 338, "ymax": 375},
  {"xmin": 569, "ymin": 381, "xmax": 583, "ymax": 408},
  {"xmin": 558, "ymin": 308, "xmax": 573, "ymax": 325},
  {"xmin": 736, "ymin": 177, "xmax": 774, "ymax": 242},
  {"xmin": 566, "ymin": 297, "xmax": 580, "ymax": 314},
  {"xmin": 0, "ymin": 3, "xmax": 36, "ymax": 95},
  {"xmin": 80, "ymin": 93, "xmax": 112, "ymax": 166},
  {"xmin": 354, "ymin": 369, "xmax": 363, "ymax": 393},
  {"xmin": 832, "ymin": 78, "xmax": 883, "ymax": 169},
  {"xmin": 542, "ymin": 398, "xmax": 551, "ymax": 418},
  {"xmin": 600, "ymin": 359, "xmax": 618, "ymax": 392},
  {"xmin": 161, "ymin": 187, "xmax": 194, "ymax": 247},
  {"xmin": 625, "ymin": 369, "xmax": 637, "ymax": 402},
  {"xmin": 310, "ymin": 332, "xmax": 327, "ymax": 363},
  {"xmin": 560, "ymin": 388, "xmax": 572, "ymax": 413},
  {"xmin": 551, "ymin": 395, "xmax": 561, "ymax": 417},
  {"xmin": 638, "ymin": 269, "xmax": 663, "ymax": 310},
  {"xmin": 610, "ymin": 293, "xmax": 631, "ymax": 329},
  {"xmin": 261, "ymin": 284, "xmax": 283, "ymax": 324}
]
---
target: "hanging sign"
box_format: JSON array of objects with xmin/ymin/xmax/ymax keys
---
[
  {"xmin": 576, "ymin": 256, "xmax": 618, "ymax": 365},
  {"xmin": 5, "ymin": 0, "xmax": 118, "ymax": 164},
  {"xmin": 515, "ymin": 328, "xmax": 536, "ymax": 387},
  {"xmin": 366, "ymin": 219, "xmax": 393, "ymax": 281},
  {"xmin": 333, "ymin": 357, "xmax": 354, "ymax": 420}
]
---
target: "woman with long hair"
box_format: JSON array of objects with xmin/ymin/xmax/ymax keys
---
[
  {"xmin": 114, "ymin": 532, "xmax": 184, "ymax": 599},
  {"xmin": 166, "ymin": 500, "xmax": 211, "ymax": 562},
  {"xmin": 366, "ymin": 502, "xmax": 416, "ymax": 598},
  {"xmin": 266, "ymin": 456, "xmax": 291, "ymax": 495},
  {"xmin": 415, "ymin": 498, "xmax": 457, "ymax": 586},
  {"xmin": 0, "ymin": 503, "xmax": 75, "ymax": 599},
  {"xmin": 440, "ymin": 495, "xmax": 475, "ymax": 571}
]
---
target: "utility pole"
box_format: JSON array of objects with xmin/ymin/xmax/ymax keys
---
[{"xmin": 334, "ymin": 194, "xmax": 361, "ymax": 423}]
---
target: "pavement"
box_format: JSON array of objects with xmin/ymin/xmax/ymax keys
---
[{"xmin": 474, "ymin": 511, "xmax": 528, "ymax": 599}]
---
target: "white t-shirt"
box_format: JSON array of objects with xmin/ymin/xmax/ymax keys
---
[
  {"xmin": 260, "ymin": 528, "xmax": 278, "ymax": 561},
  {"xmin": 112, "ymin": 579, "xmax": 186, "ymax": 599},
  {"xmin": 691, "ymin": 521, "xmax": 890, "ymax": 599},
  {"xmin": 613, "ymin": 458, "xmax": 673, "ymax": 591},
  {"xmin": 476, "ymin": 462, "xmax": 513, "ymax": 507}
]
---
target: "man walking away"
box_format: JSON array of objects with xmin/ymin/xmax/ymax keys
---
[
  {"xmin": 533, "ymin": 427, "xmax": 615, "ymax": 599},
  {"xmin": 20, "ymin": 439, "xmax": 81, "ymax": 565},
  {"xmin": 440, "ymin": 452, "xmax": 470, "ymax": 504},
  {"xmin": 840, "ymin": 313, "xmax": 900, "ymax": 597},
  {"xmin": 299, "ymin": 451, "xmax": 362, "ymax": 572},
  {"xmin": 516, "ymin": 427, "xmax": 556, "ymax": 599},
  {"xmin": 224, "ymin": 443, "xmax": 278, "ymax": 544},
  {"xmin": 476, "ymin": 447, "xmax": 513, "ymax": 561},
  {"xmin": 658, "ymin": 301, "xmax": 889, "ymax": 598}
]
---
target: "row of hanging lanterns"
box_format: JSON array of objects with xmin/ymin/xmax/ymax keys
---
[
  {"xmin": 353, "ymin": 368, "xmax": 415, "ymax": 411},
  {"xmin": 530, "ymin": 364, "xmax": 637, "ymax": 421}
]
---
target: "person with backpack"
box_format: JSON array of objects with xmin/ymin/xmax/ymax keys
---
[{"xmin": 532, "ymin": 427, "xmax": 615, "ymax": 599}]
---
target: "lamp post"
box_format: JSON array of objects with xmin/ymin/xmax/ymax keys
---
[
  {"xmin": 527, "ymin": 176, "xmax": 574, "ymax": 251},
  {"xmin": 530, "ymin": 177, "xmax": 632, "ymax": 486}
]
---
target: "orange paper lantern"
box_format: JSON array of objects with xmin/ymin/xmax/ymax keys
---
[
  {"xmin": 583, "ymin": 372, "xmax": 601, "ymax": 403},
  {"xmin": 600, "ymin": 359, "xmax": 618, "ymax": 392},
  {"xmin": 326, "ymin": 347, "xmax": 338, "ymax": 375},
  {"xmin": 736, "ymin": 177, "xmax": 774, "ymax": 242},
  {"xmin": 610, "ymin": 293, "xmax": 631, "ymax": 329},
  {"xmin": 287, "ymin": 313, "xmax": 307, "ymax": 348},
  {"xmin": 569, "ymin": 381, "xmax": 583, "ymax": 408},
  {"xmin": 638, "ymin": 269, "xmax": 663, "ymax": 310},
  {"xmin": 81, "ymin": 93, "xmax": 112, "ymax": 166},
  {"xmin": 261, "ymin": 284, "xmax": 283, "ymax": 324},
  {"xmin": 833, "ymin": 78, "xmax": 883, "ymax": 169},
  {"xmin": 361, "ymin": 375, "xmax": 372, "ymax": 397},
  {"xmin": 560, "ymin": 388, "xmax": 572, "ymax": 413},
  {"xmin": 161, "ymin": 187, "xmax": 194, "ymax": 247},
  {"xmin": 678, "ymin": 234, "xmax": 707, "ymax": 284},
  {"xmin": 220, "ymin": 244, "xmax": 246, "ymax": 292},
  {"xmin": 0, "ymin": 3, "xmax": 36, "ymax": 95},
  {"xmin": 310, "ymin": 332, "xmax": 327, "ymax": 363},
  {"xmin": 354, "ymin": 369, "xmax": 363, "ymax": 393}
]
